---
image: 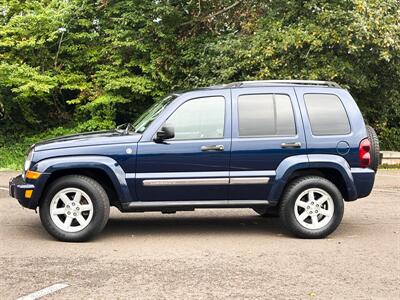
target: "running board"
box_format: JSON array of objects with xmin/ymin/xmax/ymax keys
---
[{"xmin": 120, "ymin": 200, "xmax": 269, "ymax": 212}]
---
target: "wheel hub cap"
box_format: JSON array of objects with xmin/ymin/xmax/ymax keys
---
[
  {"xmin": 49, "ymin": 188, "xmax": 94, "ymax": 233},
  {"xmin": 294, "ymin": 188, "xmax": 334, "ymax": 230}
]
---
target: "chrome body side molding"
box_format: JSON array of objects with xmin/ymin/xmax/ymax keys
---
[
  {"xmin": 230, "ymin": 177, "xmax": 270, "ymax": 185},
  {"xmin": 142, "ymin": 177, "xmax": 270, "ymax": 186},
  {"xmin": 143, "ymin": 178, "xmax": 229, "ymax": 186}
]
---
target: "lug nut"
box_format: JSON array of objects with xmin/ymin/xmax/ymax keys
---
[
  {"xmin": 307, "ymin": 206, "xmax": 310, "ymax": 209},
  {"xmin": 76, "ymin": 207, "xmax": 80, "ymax": 211},
  {"xmin": 311, "ymin": 202, "xmax": 314, "ymax": 205},
  {"xmin": 67, "ymin": 211, "xmax": 71, "ymax": 215},
  {"xmin": 66, "ymin": 205, "xmax": 70, "ymax": 208},
  {"xmin": 72, "ymin": 203, "xmax": 75, "ymax": 206},
  {"xmin": 315, "ymin": 210, "xmax": 318, "ymax": 213},
  {"xmin": 73, "ymin": 213, "xmax": 77, "ymax": 216}
]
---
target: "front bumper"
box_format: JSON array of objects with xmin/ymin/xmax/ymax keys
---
[{"xmin": 9, "ymin": 175, "xmax": 36, "ymax": 209}]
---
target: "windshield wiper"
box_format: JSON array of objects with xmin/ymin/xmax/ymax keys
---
[{"xmin": 116, "ymin": 123, "xmax": 134, "ymax": 135}]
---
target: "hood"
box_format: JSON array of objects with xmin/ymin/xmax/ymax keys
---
[{"xmin": 34, "ymin": 130, "xmax": 142, "ymax": 151}]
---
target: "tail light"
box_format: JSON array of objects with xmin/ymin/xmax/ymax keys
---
[{"xmin": 359, "ymin": 138, "xmax": 371, "ymax": 168}]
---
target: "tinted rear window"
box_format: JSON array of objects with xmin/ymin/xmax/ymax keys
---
[
  {"xmin": 304, "ymin": 94, "xmax": 350, "ymax": 135},
  {"xmin": 238, "ymin": 94, "xmax": 296, "ymax": 136}
]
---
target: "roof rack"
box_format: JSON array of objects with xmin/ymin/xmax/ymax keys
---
[{"xmin": 228, "ymin": 80, "xmax": 341, "ymax": 88}]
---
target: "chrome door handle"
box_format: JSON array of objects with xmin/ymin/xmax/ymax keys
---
[
  {"xmin": 201, "ymin": 145, "xmax": 225, "ymax": 151},
  {"xmin": 281, "ymin": 142, "xmax": 301, "ymax": 148}
]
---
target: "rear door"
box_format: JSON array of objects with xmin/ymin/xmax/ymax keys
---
[{"xmin": 229, "ymin": 87, "xmax": 306, "ymax": 200}]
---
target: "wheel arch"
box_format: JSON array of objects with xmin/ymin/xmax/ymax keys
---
[
  {"xmin": 42, "ymin": 168, "xmax": 120, "ymax": 208},
  {"xmin": 31, "ymin": 156, "xmax": 131, "ymax": 208},
  {"xmin": 282, "ymin": 168, "xmax": 350, "ymax": 201},
  {"xmin": 268, "ymin": 154, "xmax": 357, "ymax": 203}
]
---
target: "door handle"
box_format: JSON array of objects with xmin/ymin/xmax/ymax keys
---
[
  {"xmin": 281, "ymin": 142, "xmax": 301, "ymax": 148},
  {"xmin": 201, "ymin": 145, "xmax": 225, "ymax": 152}
]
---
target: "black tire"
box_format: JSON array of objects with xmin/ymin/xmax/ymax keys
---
[
  {"xmin": 280, "ymin": 176, "xmax": 344, "ymax": 239},
  {"xmin": 39, "ymin": 175, "xmax": 110, "ymax": 242},
  {"xmin": 253, "ymin": 206, "xmax": 280, "ymax": 218},
  {"xmin": 366, "ymin": 125, "xmax": 380, "ymax": 172}
]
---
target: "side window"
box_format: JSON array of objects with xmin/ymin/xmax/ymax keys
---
[
  {"xmin": 304, "ymin": 94, "xmax": 351, "ymax": 135},
  {"xmin": 165, "ymin": 96, "xmax": 225, "ymax": 140},
  {"xmin": 238, "ymin": 94, "xmax": 296, "ymax": 137}
]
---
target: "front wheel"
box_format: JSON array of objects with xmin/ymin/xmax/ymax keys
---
[
  {"xmin": 39, "ymin": 175, "xmax": 110, "ymax": 242},
  {"xmin": 280, "ymin": 176, "xmax": 344, "ymax": 239}
]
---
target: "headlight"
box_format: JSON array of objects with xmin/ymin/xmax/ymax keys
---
[{"xmin": 24, "ymin": 148, "xmax": 34, "ymax": 172}]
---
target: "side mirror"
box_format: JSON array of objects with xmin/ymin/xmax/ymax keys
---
[{"xmin": 155, "ymin": 125, "xmax": 175, "ymax": 142}]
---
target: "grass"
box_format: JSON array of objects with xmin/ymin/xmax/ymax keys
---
[
  {"xmin": 0, "ymin": 126, "xmax": 79, "ymax": 170},
  {"xmin": 0, "ymin": 168, "xmax": 15, "ymax": 172},
  {"xmin": 0, "ymin": 121, "xmax": 117, "ymax": 170},
  {"xmin": 379, "ymin": 164, "xmax": 400, "ymax": 170},
  {"xmin": 0, "ymin": 144, "xmax": 26, "ymax": 170}
]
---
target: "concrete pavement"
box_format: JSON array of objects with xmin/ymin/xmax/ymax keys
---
[{"xmin": 1, "ymin": 170, "xmax": 399, "ymax": 299}]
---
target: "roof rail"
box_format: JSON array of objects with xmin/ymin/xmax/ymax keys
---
[{"xmin": 229, "ymin": 80, "xmax": 341, "ymax": 88}]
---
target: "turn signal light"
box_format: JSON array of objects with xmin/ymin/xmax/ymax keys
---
[
  {"xmin": 26, "ymin": 170, "xmax": 41, "ymax": 180},
  {"xmin": 359, "ymin": 138, "xmax": 371, "ymax": 168},
  {"xmin": 25, "ymin": 190, "xmax": 33, "ymax": 199}
]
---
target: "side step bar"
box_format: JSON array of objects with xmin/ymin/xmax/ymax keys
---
[{"xmin": 120, "ymin": 200, "xmax": 269, "ymax": 212}]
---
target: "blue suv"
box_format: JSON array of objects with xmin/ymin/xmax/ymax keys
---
[{"xmin": 9, "ymin": 80, "xmax": 379, "ymax": 241}]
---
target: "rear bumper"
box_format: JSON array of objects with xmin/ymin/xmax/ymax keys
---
[
  {"xmin": 350, "ymin": 168, "xmax": 375, "ymax": 200},
  {"xmin": 9, "ymin": 175, "xmax": 36, "ymax": 209}
]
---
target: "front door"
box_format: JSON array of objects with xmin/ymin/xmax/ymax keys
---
[
  {"xmin": 135, "ymin": 90, "xmax": 231, "ymax": 201},
  {"xmin": 229, "ymin": 87, "xmax": 307, "ymax": 200}
]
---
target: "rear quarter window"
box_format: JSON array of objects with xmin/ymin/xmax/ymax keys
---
[{"xmin": 304, "ymin": 93, "xmax": 351, "ymax": 135}]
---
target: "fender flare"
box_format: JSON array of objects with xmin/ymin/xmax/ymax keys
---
[
  {"xmin": 268, "ymin": 154, "xmax": 357, "ymax": 203},
  {"xmin": 30, "ymin": 156, "xmax": 131, "ymax": 207}
]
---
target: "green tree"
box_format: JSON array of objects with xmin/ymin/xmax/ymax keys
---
[
  {"xmin": 174, "ymin": 0, "xmax": 400, "ymax": 148},
  {"xmin": 0, "ymin": 0, "xmax": 399, "ymax": 161}
]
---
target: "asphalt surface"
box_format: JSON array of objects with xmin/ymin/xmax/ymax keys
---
[{"xmin": 0, "ymin": 170, "xmax": 399, "ymax": 299}]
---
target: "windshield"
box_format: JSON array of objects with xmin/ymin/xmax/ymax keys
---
[{"xmin": 133, "ymin": 95, "xmax": 177, "ymax": 134}]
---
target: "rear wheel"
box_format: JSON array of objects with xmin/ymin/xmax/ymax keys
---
[
  {"xmin": 280, "ymin": 176, "xmax": 344, "ymax": 238},
  {"xmin": 39, "ymin": 175, "xmax": 110, "ymax": 242}
]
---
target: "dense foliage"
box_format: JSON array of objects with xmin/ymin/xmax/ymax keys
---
[{"xmin": 0, "ymin": 0, "xmax": 399, "ymax": 169}]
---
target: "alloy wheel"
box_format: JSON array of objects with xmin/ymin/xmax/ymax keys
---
[
  {"xmin": 294, "ymin": 188, "xmax": 334, "ymax": 230},
  {"xmin": 49, "ymin": 188, "xmax": 94, "ymax": 233}
]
